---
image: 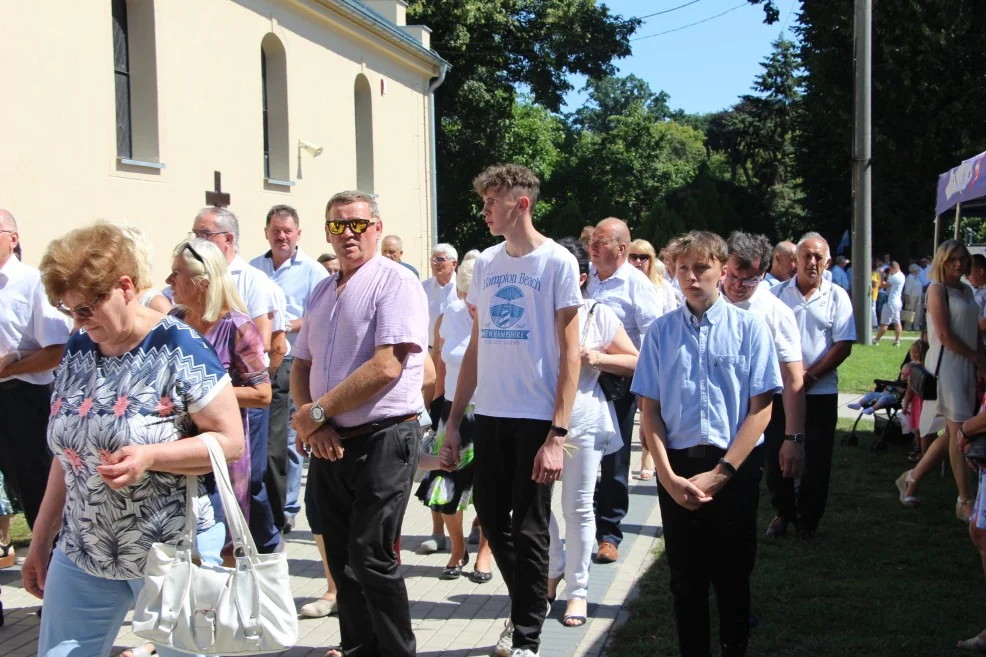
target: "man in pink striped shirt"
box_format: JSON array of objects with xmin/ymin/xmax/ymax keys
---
[{"xmin": 291, "ymin": 190, "xmax": 427, "ymax": 657}]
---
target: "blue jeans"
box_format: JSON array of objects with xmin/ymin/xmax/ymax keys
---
[
  {"xmin": 285, "ymin": 397, "xmax": 302, "ymax": 517},
  {"xmin": 38, "ymin": 548, "xmax": 215, "ymax": 657},
  {"xmin": 246, "ymin": 406, "xmax": 281, "ymax": 553},
  {"xmin": 594, "ymin": 393, "xmax": 637, "ymax": 547}
]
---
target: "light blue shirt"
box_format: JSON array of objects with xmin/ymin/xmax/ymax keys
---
[
  {"xmin": 587, "ymin": 261, "xmax": 662, "ymax": 348},
  {"xmin": 631, "ymin": 296, "xmax": 782, "ymax": 450},
  {"xmin": 831, "ymin": 265, "xmax": 850, "ymax": 292},
  {"xmin": 250, "ymin": 247, "xmax": 328, "ymax": 345}
]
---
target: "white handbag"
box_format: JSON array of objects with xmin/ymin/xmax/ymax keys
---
[{"xmin": 132, "ymin": 433, "xmax": 298, "ymax": 655}]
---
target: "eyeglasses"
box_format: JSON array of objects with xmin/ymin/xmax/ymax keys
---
[
  {"xmin": 725, "ymin": 272, "xmax": 763, "ymax": 288},
  {"xmin": 431, "ymin": 256, "xmax": 452, "ymax": 264},
  {"xmin": 0, "ymin": 229, "xmax": 14, "ymax": 236},
  {"xmin": 188, "ymin": 230, "xmax": 229, "ymax": 240},
  {"xmin": 325, "ymin": 219, "xmax": 377, "ymax": 235},
  {"xmin": 56, "ymin": 292, "xmax": 107, "ymax": 320},
  {"xmin": 628, "ymin": 254, "xmax": 651, "ymax": 262},
  {"xmin": 183, "ymin": 243, "xmax": 205, "ymax": 264}
]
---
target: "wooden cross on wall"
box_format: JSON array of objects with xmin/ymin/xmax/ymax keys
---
[{"xmin": 205, "ymin": 171, "xmax": 231, "ymax": 207}]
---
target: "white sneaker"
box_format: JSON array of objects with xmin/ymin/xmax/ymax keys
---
[
  {"xmin": 494, "ymin": 620, "xmax": 514, "ymax": 657},
  {"xmin": 510, "ymin": 649, "xmax": 539, "ymax": 657}
]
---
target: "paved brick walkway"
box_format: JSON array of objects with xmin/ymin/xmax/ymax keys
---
[{"xmin": 0, "ymin": 440, "xmax": 662, "ymax": 657}]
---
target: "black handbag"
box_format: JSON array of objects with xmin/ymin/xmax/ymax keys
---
[
  {"xmin": 964, "ymin": 433, "xmax": 986, "ymax": 466},
  {"xmin": 585, "ymin": 303, "xmax": 633, "ymax": 402},
  {"xmin": 908, "ymin": 285, "xmax": 948, "ymax": 401}
]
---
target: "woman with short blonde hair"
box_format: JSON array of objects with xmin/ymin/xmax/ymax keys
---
[
  {"xmin": 25, "ymin": 222, "xmax": 244, "ymax": 657},
  {"xmin": 117, "ymin": 224, "xmax": 172, "ymax": 313}
]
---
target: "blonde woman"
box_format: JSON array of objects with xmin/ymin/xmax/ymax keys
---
[
  {"xmin": 627, "ymin": 239, "xmax": 680, "ymax": 479},
  {"xmin": 118, "ymin": 224, "xmax": 172, "ymax": 313}
]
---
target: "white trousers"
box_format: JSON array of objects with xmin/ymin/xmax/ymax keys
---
[{"xmin": 547, "ymin": 434, "xmax": 606, "ymax": 600}]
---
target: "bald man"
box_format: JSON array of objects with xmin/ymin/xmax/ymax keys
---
[
  {"xmin": 381, "ymin": 235, "xmax": 420, "ymax": 279},
  {"xmin": 586, "ymin": 217, "xmax": 675, "ymax": 564},
  {"xmin": 765, "ymin": 241, "xmax": 797, "ymax": 286},
  {"xmin": 0, "ymin": 209, "xmax": 73, "ymax": 530}
]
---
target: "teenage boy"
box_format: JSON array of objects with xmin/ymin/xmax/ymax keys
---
[
  {"xmin": 442, "ymin": 164, "xmax": 581, "ymax": 657},
  {"xmin": 632, "ymin": 231, "xmax": 782, "ymax": 657}
]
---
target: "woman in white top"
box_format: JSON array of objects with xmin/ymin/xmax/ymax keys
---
[
  {"xmin": 899, "ymin": 240, "xmax": 986, "ymax": 520},
  {"xmin": 417, "ymin": 257, "xmax": 495, "ymax": 583},
  {"xmin": 548, "ymin": 238, "xmax": 638, "ymax": 627}
]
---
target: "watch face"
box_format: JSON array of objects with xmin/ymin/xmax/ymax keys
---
[{"xmin": 311, "ymin": 404, "xmax": 324, "ymax": 422}]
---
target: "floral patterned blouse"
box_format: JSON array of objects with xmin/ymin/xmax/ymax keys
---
[{"xmin": 48, "ymin": 316, "xmax": 230, "ymax": 579}]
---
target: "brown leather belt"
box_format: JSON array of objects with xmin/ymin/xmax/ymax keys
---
[{"xmin": 334, "ymin": 413, "xmax": 419, "ymax": 440}]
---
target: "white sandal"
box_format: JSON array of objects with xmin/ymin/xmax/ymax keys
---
[{"xmin": 895, "ymin": 471, "xmax": 919, "ymax": 507}]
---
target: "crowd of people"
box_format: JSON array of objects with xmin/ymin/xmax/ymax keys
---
[{"xmin": 1, "ymin": 161, "xmax": 986, "ymax": 657}]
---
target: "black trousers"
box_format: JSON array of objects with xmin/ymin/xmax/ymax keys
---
[
  {"xmin": 312, "ymin": 420, "xmax": 420, "ymax": 657},
  {"xmin": 0, "ymin": 380, "xmax": 53, "ymax": 529},
  {"xmin": 473, "ymin": 415, "xmax": 553, "ymax": 652},
  {"xmin": 659, "ymin": 446, "xmax": 763, "ymax": 657},
  {"xmin": 594, "ymin": 392, "xmax": 637, "ymax": 546},
  {"xmin": 765, "ymin": 393, "xmax": 838, "ymax": 531},
  {"xmin": 265, "ymin": 356, "xmax": 291, "ymax": 531}
]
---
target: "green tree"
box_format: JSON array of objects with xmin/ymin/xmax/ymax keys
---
[{"xmin": 406, "ymin": 0, "xmax": 639, "ymax": 251}]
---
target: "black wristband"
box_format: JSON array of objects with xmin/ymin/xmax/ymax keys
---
[
  {"xmin": 550, "ymin": 425, "xmax": 569, "ymax": 437},
  {"xmin": 717, "ymin": 457, "xmax": 737, "ymax": 476}
]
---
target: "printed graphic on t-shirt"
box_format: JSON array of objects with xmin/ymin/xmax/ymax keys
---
[{"xmin": 480, "ymin": 272, "xmax": 543, "ymax": 342}]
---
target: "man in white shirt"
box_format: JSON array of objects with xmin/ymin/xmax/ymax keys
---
[
  {"xmin": 422, "ymin": 243, "xmax": 459, "ymax": 348},
  {"xmin": 0, "ymin": 209, "xmax": 73, "ymax": 529},
  {"xmin": 443, "ymin": 164, "xmax": 581, "ymax": 657},
  {"xmin": 722, "ymin": 232, "xmax": 808, "ymax": 539},
  {"xmin": 586, "ymin": 217, "xmax": 668, "ymax": 565},
  {"xmin": 873, "ymin": 260, "xmax": 906, "ymax": 346},
  {"xmin": 772, "ymin": 232, "xmax": 855, "ymax": 539},
  {"xmin": 764, "ymin": 241, "xmax": 797, "ymax": 286},
  {"xmin": 191, "ymin": 206, "xmax": 282, "ymax": 554},
  {"xmin": 250, "ymin": 205, "xmax": 329, "ymax": 536}
]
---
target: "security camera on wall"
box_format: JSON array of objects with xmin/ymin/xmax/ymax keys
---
[{"xmin": 298, "ymin": 140, "xmax": 323, "ymax": 157}]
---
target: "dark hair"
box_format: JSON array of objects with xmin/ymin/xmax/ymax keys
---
[
  {"xmin": 726, "ymin": 231, "xmax": 773, "ymax": 275},
  {"xmin": 557, "ymin": 237, "xmax": 589, "ymax": 291},
  {"xmin": 973, "ymin": 254, "xmax": 986, "ymax": 271},
  {"xmin": 266, "ymin": 204, "xmax": 299, "ymax": 227},
  {"xmin": 317, "ymin": 253, "xmax": 338, "ymax": 264}
]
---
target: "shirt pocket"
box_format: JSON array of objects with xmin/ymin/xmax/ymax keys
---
[{"xmin": 710, "ymin": 354, "xmax": 749, "ymax": 380}]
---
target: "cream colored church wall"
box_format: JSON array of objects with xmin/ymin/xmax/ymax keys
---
[{"xmin": 0, "ymin": 0, "xmax": 439, "ymax": 285}]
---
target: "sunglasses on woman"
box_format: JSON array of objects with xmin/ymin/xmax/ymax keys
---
[
  {"xmin": 56, "ymin": 292, "xmax": 107, "ymax": 320},
  {"xmin": 628, "ymin": 253, "xmax": 652, "ymax": 262},
  {"xmin": 325, "ymin": 218, "xmax": 378, "ymax": 235}
]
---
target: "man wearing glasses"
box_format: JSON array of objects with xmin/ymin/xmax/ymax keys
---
[
  {"xmin": 586, "ymin": 217, "xmax": 665, "ymax": 565},
  {"xmin": 0, "ymin": 209, "xmax": 72, "ymax": 531},
  {"xmin": 720, "ymin": 232, "xmax": 807, "ymax": 538},
  {"xmin": 189, "ymin": 206, "xmax": 285, "ymax": 555},
  {"xmin": 291, "ymin": 190, "xmax": 428, "ymax": 657}
]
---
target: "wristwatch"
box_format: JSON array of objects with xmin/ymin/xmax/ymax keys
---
[
  {"xmin": 550, "ymin": 425, "xmax": 569, "ymax": 437},
  {"xmin": 784, "ymin": 433, "xmax": 805, "ymax": 444},
  {"xmin": 310, "ymin": 402, "xmax": 326, "ymax": 425}
]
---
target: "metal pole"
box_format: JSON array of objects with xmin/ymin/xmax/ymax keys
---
[
  {"xmin": 954, "ymin": 202, "xmax": 962, "ymax": 241},
  {"xmin": 851, "ymin": 0, "xmax": 873, "ymax": 345}
]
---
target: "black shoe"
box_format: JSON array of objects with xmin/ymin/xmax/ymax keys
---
[
  {"xmin": 441, "ymin": 552, "xmax": 470, "ymax": 580},
  {"xmin": 765, "ymin": 516, "xmax": 788, "ymax": 538},
  {"xmin": 282, "ymin": 515, "xmax": 295, "ymax": 535},
  {"xmin": 469, "ymin": 569, "xmax": 493, "ymax": 584}
]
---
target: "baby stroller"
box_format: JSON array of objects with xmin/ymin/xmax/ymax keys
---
[{"xmin": 841, "ymin": 378, "xmax": 907, "ymax": 452}]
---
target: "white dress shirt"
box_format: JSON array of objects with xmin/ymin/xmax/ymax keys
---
[
  {"xmin": 421, "ymin": 276, "xmax": 458, "ymax": 346},
  {"xmin": 0, "ymin": 257, "xmax": 73, "ymax": 385},
  {"xmin": 726, "ymin": 286, "xmax": 802, "ymax": 364},
  {"xmin": 772, "ymin": 278, "xmax": 856, "ymax": 395},
  {"xmin": 587, "ymin": 261, "xmax": 663, "ymax": 349}
]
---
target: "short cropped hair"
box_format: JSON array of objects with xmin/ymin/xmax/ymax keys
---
[
  {"xmin": 472, "ymin": 164, "xmax": 540, "ymax": 209},
  {"xmin": 266, "ymin": 204, "xmax": 299, "ymax": 227},
  {"xmin": 117, "ymin": 224, "xmax": 156, "ymax": 294},
  {"xmin": 797, "ymin": 231, "xmax": 830, "ymax": 258},
  {"xmin": 433, "ymin": 243, "xmax": 458, "ymax": 261},
  {"xmin": 672, "ymin": 231, "xmax": 728, "ymax": 265},
  {"xmin": 726, "ymin": 231, "xmax": 773, "ymax": 275},
  {"xmin": 195, "ymin": 207, "xmax": 240, "ymax": 248},
  {"xmin": 317, "ymin": 253, "xmax": 338, "ymax": 264},
  {"xmin": 325, "ymin": 190, "xmax": 380, "ymax": 219},
  {"xmin": 930, "ymin": 239, "xmax": 971, "ymax": 282},
  {"xmin": 972, "ymin": 254, "xmax": 986, "ymax": 271},
  {"xmin": 40, "ymin": 222, "xmax": 142, "ymax": 306}
]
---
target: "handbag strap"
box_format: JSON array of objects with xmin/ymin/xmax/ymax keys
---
[
  {"xmin": 932, "ymin": 283, "xmax": 950, "ymax": 376},
  {"xmin": 580, "ymin": 301, "xmax": 598, "ymax": 347},
  {"xmin": 189, "ymin": 433, "xmax": 260, "ymax": 558}
]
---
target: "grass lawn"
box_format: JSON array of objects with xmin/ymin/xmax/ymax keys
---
[
  {"xmin": 608, "ymin": 419, "xmax": 982, "ymax": 657},
  {"xmin": 838, "ymin": 333, "xmax": 922, "ymax": 394}
]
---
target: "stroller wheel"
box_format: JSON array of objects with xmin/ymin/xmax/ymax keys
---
[{"xmin": 842, "ymin": 433, "xmax": 858, "ymax": 447}]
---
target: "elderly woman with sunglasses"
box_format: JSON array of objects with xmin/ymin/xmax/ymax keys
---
[
  {"xmin": 167, "ymin": 238, "xmax": 271, "ymax": 545},
  {"xmin": 23, "ymin": 223, "xmax": 244, "ymax": 657}
]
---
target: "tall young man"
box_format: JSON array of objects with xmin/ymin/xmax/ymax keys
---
[
  {"xmin": 442, "ymin": 164, "xmax": 581, "ymax": 657},
  {"xmin": 632, "ymin": 231, "xmax": 781, "ymax": 657}
]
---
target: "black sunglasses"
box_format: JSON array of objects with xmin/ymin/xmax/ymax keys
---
[
  {"xmin": 57, "ymin": 292, "xmax": 107, "ymax": 320},
  {"xmin": 183, "ymin": 243, "xmax": 205, "ymax": 264}
]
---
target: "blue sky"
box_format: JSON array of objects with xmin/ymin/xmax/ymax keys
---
[{"xmin": 563, "ymin": 0, "xmax": 800, "ymax": 115}]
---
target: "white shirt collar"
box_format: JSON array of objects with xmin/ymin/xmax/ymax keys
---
[{"xmin": 0, "ymin": 255, "xmax": 27, "ymax": 282}]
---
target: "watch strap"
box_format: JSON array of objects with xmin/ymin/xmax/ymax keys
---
[
  {"xmin": 717, "ymin": 457, "xmax": 737, "ymax": 476},
  {"xmin": 549, "ymin": 425, "xmax": 569, "ymax": 437}
]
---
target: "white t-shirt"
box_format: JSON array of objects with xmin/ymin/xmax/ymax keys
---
[
  {"xmin": 773, "ymin": 278, "xmax": 856, "ymax": 395},
  {"xmin": 886, "ymin": 271, "xmax": 905, "ymax": 307},
  {"xmin": 726, "ymin": 286, "xmax": 802, "ymax": 364},
  {"xmin": 571, "ymin": 299, "xmax": 622, "ymax": 455},
  {"xmin": 228, "ymin": 254, "xmax": 278, "ymax": 322},
  {"xmin": 466, "ymin": 239, "xmax": 582, "ymax": 420},
  {"xmin": 440, "ymin": 298, "xmax": 472, "ymax": 403}
]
